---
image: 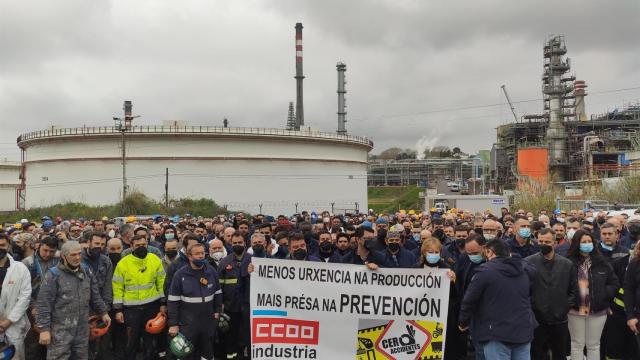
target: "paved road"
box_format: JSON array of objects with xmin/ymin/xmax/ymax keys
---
[{"xmin": 436, "ymin": 180, "xmax": 456, "ymax": 195}]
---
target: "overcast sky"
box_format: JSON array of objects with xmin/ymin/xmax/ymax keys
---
[{"xmin": 1, "ymin": 0, "xmax": 639, "ymax": 160}]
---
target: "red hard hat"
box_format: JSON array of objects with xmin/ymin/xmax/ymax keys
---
[
  {"xmin": 145, "ymin": 312, "xmax": 166, "ymax": 334},
  {"xmin": 89, "ymin": 316, "xmax": 110, "ymax": 340}
]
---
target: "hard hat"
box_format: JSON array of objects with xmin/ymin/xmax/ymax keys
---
[
  {"xmin": 145, "ymin": 312, "xmax": 167, "ymax": 334},
  {"xmin": 0, "ymin": 338, "xmax": 15, "ymax": 360},
  {"xmin": 218, "ymin": 313, "xmax": 231, "ymax": 333},
  {"xmin": 101, "ymin": 216, "xmax": 109, "ymax": 221},
  {"xmin": 169, "ymin": 332, "xmax": 194, "ymax": 358},
  {"xmin": 13, "ymin": 223, "xmax": 21, "ymax": 230},
  {"xmin": 88, "ymin": 316, "xmax": 110, "ymax": 341},
  {"xmin": 126, "ymin": 216, "xmax": 137, "ymax": 223},
  {"xmin": 19, "ymin": 219, "xmax": 28, "ymax": 224},
  {"xmin": 399, "ymin": 209, "xmax": 406, "ymax": 214},
  {"xmin": 408, "ymin": 210, "xmax": 416, "ymax": 215}
]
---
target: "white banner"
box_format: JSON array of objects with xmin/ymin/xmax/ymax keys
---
[{"xmin": 250, "ymin": 257, "xmax": 450, "ymax": 360}]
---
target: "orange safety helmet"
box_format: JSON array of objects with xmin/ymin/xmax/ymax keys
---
[
  {"xmin": 88, "ymin": 316, "xmax": 110, "ymax": 341},
  {"xmin": 145, "ymin": 312, "xmax": 167, "ymax": 334}
]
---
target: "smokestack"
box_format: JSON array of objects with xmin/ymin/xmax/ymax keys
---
[
  {"xmin": 336, "ymin": 62, "xmax": 347, "ymax": 135},
  {"xmin": 295, "ymin": 22, "xmax": 304, "ymax": 130},
  {"xmin": 574, "ymin": 80, "xmax": 588, "ymax": 122},
  {"xmin": 123, "ymin": 100, "xmax": 133, "ymax": 129}
]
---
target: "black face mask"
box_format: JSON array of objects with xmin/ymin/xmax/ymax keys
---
[
  {"xmin": 455, "ymin": 238, "xmax": 466, "ymax": 249},
  {"xmin": 108, "ymin": 252, "xmax": 121, "ymax": 266},
  {"xmin": 88, "ymin": 247, "xmax": 102, "ymax": 259},
  {"xmin": 252, "ymin": 244, "xmax": 266, "ymax": 257},
  {"xmin": 133, "ymin": 246, "xmax": 148, "ymax": 259},
  {"xmin": 377, "ymin": 229, "xmax": 388, "ymax": 241},
  {"xmin": 474, "ymin": 227, "xmax": 483, "ymax": 236},
  {"xmin": 232, "ymin": 245, "xmax": 245, "ymax": 256},
  {"xmin": 540, "ymin": 245, "xmax": 553, "ymax": 255},
  {"xmin": 165, "ymin": 250, "xmax": 178, "ymax": 259},
  {"xmin": 364, "ymin": 239, "xmax": 376, "ymax": 251},
  {"xmin": 597, "ymin": 218, "xmax": 606, "ymax": 225},
  {"xmin": 0, "ymin": 249, "xmax": 7, "ymax": 259},
  {"xmin": 319, "ymin": 241, "xmax": 333, "ymax": 253},
  {"xmin": 11, "ymin": 245, "xmax": 23, "ymax": 256},
  {"xmin": 388, "ymin": 243, "xmax": 400, "ymax": 253},
  {"xmin": 292, "ymin": 248, "xmax": 307, "ymax": 260}
]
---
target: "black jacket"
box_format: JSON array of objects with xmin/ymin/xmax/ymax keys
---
[
  {"xmin": 569, "ymin": 254, "xmax": 619, "ymax": 314},
  {"xmin": 459, "ymin": 257, "xmax": 537, "ymax": 344},
  {"xmin": 525, "ymin": 253, "xmax": 577, "ymax": 324},
  {"xmin": 623, "ymin": 256, "xmax": 640, "ymax": 320}
]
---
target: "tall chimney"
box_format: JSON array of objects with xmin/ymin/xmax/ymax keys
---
[
  {"xmin": 574, "ymin": 80, "xmax": 588, "ymax": 122},
  {"xmin": 336, "ymin": 62, "xmax": 347, "ymax": 134},
  {"xmin": 295, "ymin": 22, "xmax": 304, "ymax": 130}
]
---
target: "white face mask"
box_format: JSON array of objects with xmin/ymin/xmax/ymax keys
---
[
  {"xmin": 108, "ymin": 230, "xmax": 116, "ymax": 238},
  {"xmin": 211, "ymin": 251, "xmax": 225, "ymax": 261},
  {"xmin": 566, "ymin": 229, "xmax": 576, "ymax": 241}
]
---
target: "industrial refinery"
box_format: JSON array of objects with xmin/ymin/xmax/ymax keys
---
[{"xmin": 491, "ymin": 35, "xmax": 640, "ymax": 190}]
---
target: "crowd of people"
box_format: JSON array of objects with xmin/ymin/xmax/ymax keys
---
[{"xmin": 0, "ymin": 207, "xmax": 639, "ymax": 359}]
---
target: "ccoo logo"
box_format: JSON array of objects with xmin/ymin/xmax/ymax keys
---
[{"xmin": 252, "ymin": 317, "xmax": 320, "ymax": 345}]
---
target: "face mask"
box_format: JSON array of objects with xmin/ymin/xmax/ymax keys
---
[
  {"xmin": 364, "ymin": 239, "xmax": 376, "ymax": 251},
  {"xmin": 292, "ymin": 248, "xmax": 307, "ymax": 260},
  {"xmin": 597, "ymin": 218, "xmax": 606, "ymax": 225},
  {"xmin": 11, "ymin": 245, "xmax": 23, "ymax": 256},
  {"xmin": 580, "ymin": 242, "xmax": 594, "ymax": 254},
  {"xmin": 566, "ymin": 229, "xmax": 576, "ymax": 241},
  {"xmin": 539, "ymin": 244, "xmax": 553, "ymax": 255},
  {"xmin": 108, "ymin": 230, "xmax": 116, "ymax": 238},
  {"xmin": 165, "ymin": 250, "xmax": 178, "ymax": 259},
  {"xmin": 319, "ymin": 241, "xmax": 332, "ymax": 253},
  {"xmin": 108, "ymin": 252, "xmax": 121, "ymax": 265},
  {"xmin": 426, "ymin": 253, "xmax": 440, "ymax": 264},
  {"xmin": 211, "ymin": 251, "xmax": 225, "ymax": 261},
  {"xmin": 232, "ymin": 245, "xmax": 245, "ymax": 256},
  {"xmin": 600, "ymin": 243, "xmax": 613, "ymax": 252},
  {"xmin": 377, "ymin": 229, "xmax": 387, "ymax": 240},
  {"xmin": 133, "ymin": 246, "xmax": 148, "ymax": 259},
  {"xmin": 484, "ymin": 234, "xmax": 496, "ymax": 241},
  {"xmin": 455, "ymin": 238, "xmax": 466, "ymax": 248},
  {"xmin": 165, "ymin": 233, "xmax": 175, "ymax": 240},
  {"xmin": 413, "ymin": 234, "xmax": 420, "ymax": 242},
  {"xmin": 252, "ymin": 244, "xmax": 266, "ymax": 257},
  {"xmin": 468, "ymin": 254, "xmax": 484, "ymax": 264},
  {"xmin": 387, "ymin": 243, "xmax": 400, "ymax": 253},
  {"xmin": 474, "ymin": 227, "xmax": 483, "ymax": 236},
  {"xmin": 0, "ymin": 249, "xmax": 7, "ymax": 259},
  {"xmin": 192, "ymin": 259, "xmax": 206, "ymax": 268},
  {"xmin": 88, "ymin": 247, "xmax": 102, "ymax": 259},
  {"xmin": 518, "ymin": 228, "xmax": 531, "ymax": 238}
]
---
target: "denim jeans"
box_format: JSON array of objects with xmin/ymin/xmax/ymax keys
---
[
  {"xmin": 483, "ymin": 340, "xmax": 531, "ymax": 360},
  {"xmin": 472, "ymin": 336, "xmax": 485, "ymax": 360}
]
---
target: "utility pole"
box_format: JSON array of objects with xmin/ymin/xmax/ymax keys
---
[
  {"xmin": 113, "ymin": 101, "xmax": 139, "ymax": 214},
  {"xmin": 165, "ymin": 168, "xmax": 169, "ymax": 208}
]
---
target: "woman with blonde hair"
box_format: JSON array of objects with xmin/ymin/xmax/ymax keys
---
[{"xmin": 416, "ymin": 236, "xmax": 464, "ymax": 359}]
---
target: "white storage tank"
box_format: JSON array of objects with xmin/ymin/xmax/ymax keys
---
[{"xmin": 17, "ymin": 125, "xmax": 373, "ymax": 215}]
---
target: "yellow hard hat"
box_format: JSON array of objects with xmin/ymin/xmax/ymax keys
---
[
  {"xmin": 14, "ymin": 223, "xmax": 22, "ymax": 229},
  {"xmin": 399, "ymin": 209, "xmax": 406, "ymax": 214},
  {"xmin": 126, "ymin": 215, "xmax": 137, "ymax": 223},
  {"xmin": 408, "ymin": 210, "xmax": 416, "ymax": 215},
  {"xmin": 101, "ymin": 216, "xmax": 109, "ymax": 221}
]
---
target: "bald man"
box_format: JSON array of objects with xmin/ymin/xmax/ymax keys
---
[{"xmin": 608, "ymin": 217, "xmax": 632, "ymax": 249}]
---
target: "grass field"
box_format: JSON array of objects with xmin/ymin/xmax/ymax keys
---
[{"xmin": 368, "ymin": 186, "xmax": 422, "ymax": 214}]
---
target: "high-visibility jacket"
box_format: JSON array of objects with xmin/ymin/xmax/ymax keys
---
[{"xmin": 112, "ymin": 252, "xmax": 166, "ymax": 309}]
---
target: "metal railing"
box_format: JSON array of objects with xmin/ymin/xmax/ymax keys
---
[{"xmin": 18, "ymin": 125, "xmax": 374, "ymax": 147}]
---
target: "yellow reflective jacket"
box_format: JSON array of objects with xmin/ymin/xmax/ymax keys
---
[{"xmin": 112, "ymin": 252, "xmax": 165, "ymax": 309}]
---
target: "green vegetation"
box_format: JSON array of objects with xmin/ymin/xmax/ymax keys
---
[
  {"xmin": 0, "ymin": 191, "xmax": 225, "ymax": 224},
  {"xmin": 595, "ymin": 175, "xmax": 640, "ymax": 204},
  {"xmin": 368, "ymin": 186, "xmax": 422, "ymax": 213}
]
